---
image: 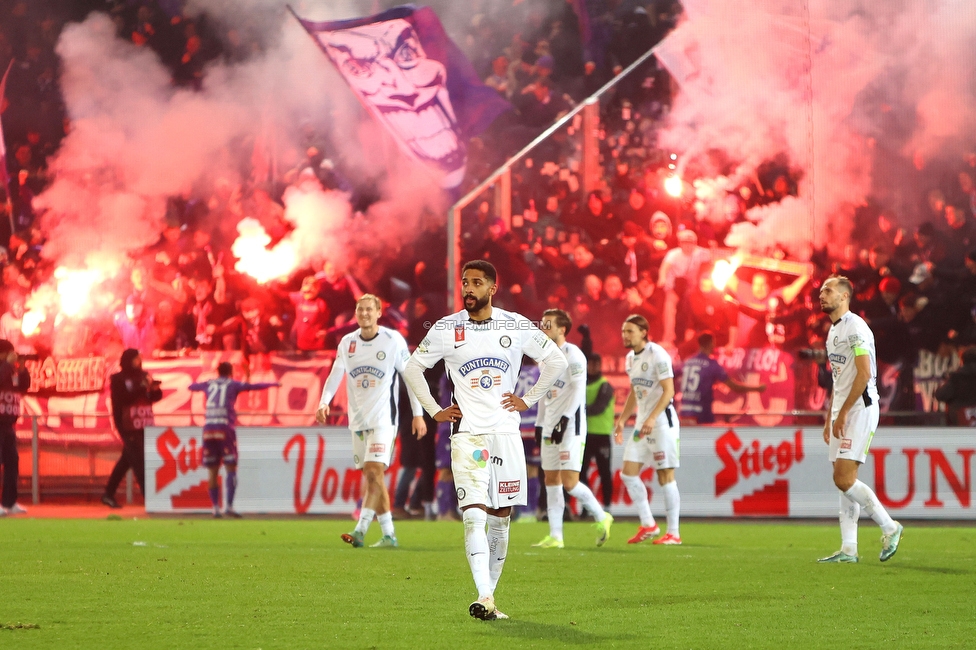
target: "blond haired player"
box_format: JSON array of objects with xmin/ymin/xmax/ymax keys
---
[
  {"xmin": 403, "ymin": 260, "xmax": 567, "ymax": 621},
  {"xmin": 532, "ymin": 308, "xmax": 613, "ymax": 549},
  {"xmin": 613, "ymin": 314, "xmax": 682, "ymax": 545},
  {"xmin": 817, "ymin": 276, "xmax": 903, "ymax": 563},
  {"xmin": 316, "ymin": 294, "xmax": 426, "ymax": 548}
]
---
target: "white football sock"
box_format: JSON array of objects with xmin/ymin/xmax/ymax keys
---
[
  {"xmin": 567, "ymin": 482, "xmax": 606, "ymax": 523},
  {"xmin": 377, "ymin": 511, "xmax": 395, "ymax": 537},
  {"xmin": 839, "ymin": 491, "xmax": 860, "ymax": 556},
  {"xmin": 546, "ymin": 485, "xmax": 565, "ymax": 541},
  {"xmin": 662, "ymin": 481, "xmax": 680, "ymax": 537},
  {"xmin": 487, "ymin": 514, "xmax": 510, "ymax": 592},
  {"xmin": 845, "ymin": 480, "xmax": 897, "ymax": 535},
  {"xmin": 463, "ymin": 508, "xmax": 492, "ymax": 599},
  {"xmin": 621, "ymin": 474, "xmax": 656, "ymax": 528},
  {"xmin": 355, "ymin": 507, "xmax": 376, "ymax": 535}
]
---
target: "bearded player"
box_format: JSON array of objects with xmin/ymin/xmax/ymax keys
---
[
  {"xmin": 403, "ymin": 260, "xmax": 567, "ymax": 621},
  {"xmin": 817, "ymin": 276, "xmax": 903, "ymax": 563}
]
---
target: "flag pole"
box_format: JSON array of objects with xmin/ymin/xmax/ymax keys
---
[{"xmin": 0, "ymin": 59, "xmax": 15, "ymax": 238}]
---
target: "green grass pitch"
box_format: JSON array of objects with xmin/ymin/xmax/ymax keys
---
[{"xmin": 1, "ymin": 518, "xmax": 973, "ymax": 649}]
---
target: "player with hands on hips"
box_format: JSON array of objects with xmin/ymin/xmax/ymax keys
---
[{"xmin": 401, "ymin": 260, "xmax": 567, "ymax": 621}]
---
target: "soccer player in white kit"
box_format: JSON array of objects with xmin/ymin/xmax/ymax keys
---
[
  {"xmin": 613, "ymin": 314, "xmax": 682, "ymax": 545},
  {"xmin": 403, "ymin": 260, "xmax": 567, "ymax": 621},
  {"xmin": 316, "ymin": 294, "xmax": 427, "ymax": 548},
  {"xmin": 817, "ymin": 276, "xmax": 903, "ymax": 563},
  {"xmin": 532, "ymin": 308, "xmax": 614, "ymax": 549}
]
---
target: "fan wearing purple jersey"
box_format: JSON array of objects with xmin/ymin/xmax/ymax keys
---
[
  {"xmin": 189, "ymin": 362, "xmax": 279, "ymax": 518},
  {"xmin": 678, "ymin": 332, "xmax": 765, "ymax": 425}
]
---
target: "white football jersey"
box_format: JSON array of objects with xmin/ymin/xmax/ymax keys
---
[
  {"xmin": 319, "ymin": 326, "xmax": 420, "ymax": 431},
  {"xmin": 536, "ymin": 341, "xmax": 588, "ymax": 435},
  {"xmin": 626, "ymin": 341, "xmax": 675, "ymax": 428},
  {"xmin": 826, "ymin": 311, "xmax": 878, "ymax": 419},
  {"xmin": 411, "ymin": 308, "xmax": 560, "ymax": 435}
]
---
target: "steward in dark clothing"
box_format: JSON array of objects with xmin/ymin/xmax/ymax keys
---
[
  {"xmin": 0, "ymin": 339, "xmax": 30, "ymax": 512},
  {"xmin": 934, "ymin": 348, "xmax": 976, "ymax": 425},
  {"xmin": 581, "ymin": 353, "xmax": 615, "ymax": 507},
  {"xmin": 102, "ymin": 348, "xmax": 163, "ymax": 507},
  {"xmin": 578, "ymin": 326, "xmax": 615, "ymax": 507}
]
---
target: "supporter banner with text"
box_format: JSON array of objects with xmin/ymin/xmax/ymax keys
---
[
  {"xmin": 19, "ymin": 353, "xmax": 343, "ymax": 443},
  {"xmin": 13, "ymin": 349, "xmax": 956, "ymax": 445}
]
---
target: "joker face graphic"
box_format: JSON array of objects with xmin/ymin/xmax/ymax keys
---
[{"xmin": 322, "ymin": 19, "xmax": 465, "ymax": 185}]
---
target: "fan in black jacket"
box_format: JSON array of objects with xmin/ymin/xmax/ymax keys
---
[
  {"xmin": 102, "ymin": 349, "xmax": 163, "ymax": 508},
  {"xmin": 935, "ymin": 348, "xmax": 976, "ymax": 426},
  {"xmin": 0, "ymin": 339, "xmax": 30, "ymax": 515}
]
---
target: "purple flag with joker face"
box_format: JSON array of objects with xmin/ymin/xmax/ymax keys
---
[{"xmin": 293, "ymin": 5, "xmax": 511, "ymax": 189}]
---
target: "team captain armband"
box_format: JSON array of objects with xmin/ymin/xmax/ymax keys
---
[{"xmin": 852, "ymin": 347, "xmax": 869, "ymax": 356}]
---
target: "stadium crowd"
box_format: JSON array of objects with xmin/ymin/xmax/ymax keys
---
[{"xmin": 0, "ymin": 0, "xmax": 973, "ymax": 424}]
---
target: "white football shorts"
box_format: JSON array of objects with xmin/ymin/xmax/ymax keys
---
[
  {"xmin": 451, "ymin": 431, "xmax": 527, "ymax": 509},
  {"xmin": 540, "ymin": 414, "xmax": 586, "ymax": 473},
  {"xmin": 829, "ymin": 403, "xmax": 879, "ymax": 464},
  {"xmin": 351, "ymin": 424, "xmax": 397, "ymax": 469},
  {"xmin": 622, "ymin": 405, "xmax": 680, "ymax": 469}
]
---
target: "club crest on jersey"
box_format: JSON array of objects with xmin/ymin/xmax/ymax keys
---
[
  {"xmin": 376, "ymin": 351, "xmax": 386, "ymax": 360},
  {"xmin": 641, "ymin": 362, "xmax": 649, "ymax": 371},
  {"xmin": 500, "ymin": 335, "xmax": 512, "ymax": 348},
  {"xmin": 349, "ymin": 340, "xmax": 357, "ymax": 354},
  {"xmin": 455, "ymin": 323, "xmax": 465, "ymax": 343},
  {"xmin": 471, "ymin": 369, "xmax": 502, "ymax": 390}
]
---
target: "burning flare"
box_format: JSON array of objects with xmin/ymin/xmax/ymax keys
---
[
  {"xmin": 55, "ymin": 267, "xmax": 107, "ymax": 318},
  {"xmin": 21, "ymin": 310, "xmax": 45, "ymax": 337},
  {"xmin": 664, "ymin": 174, "xmax": 683, "ymax": 198},
  {"xmin": 232, "ymin": 217, "xmax": 298, "ymax": 284},
  {"xmin": 711, "ymin": 258, "xmax": 740, "ymax": 291}
]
